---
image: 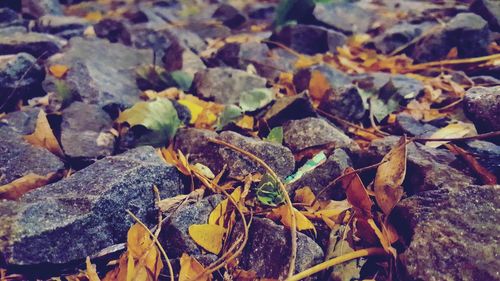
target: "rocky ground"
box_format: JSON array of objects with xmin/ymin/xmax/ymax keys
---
[{"xmin": 0, "ymin": 0, "xmax": 499, "ymax": 280}]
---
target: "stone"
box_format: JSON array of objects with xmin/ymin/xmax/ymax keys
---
[
  {"xmin": 34, "ymin": 15, "xmax": 90, "ymax": 39},
  {"xmin": 463, "ymin": 140, "xmax": 500, "ymax": 176},
  {"xmin": 21, "ymin": 0, "xmax": 63, "ymax": 18},
  {"xmin": 261, "ymin": 91, "xmax": 317, "ymax": 129},
  {"xmin": 0, "ymin": 53, "xmax": 45, "ymax": 111},
  {"xmin": 193, "ymin": 67, "xmax": 267, "ymax": 104},
  {"xmin": 185, "ymin": 21, "xmax": 231, "ymax": 39},
  {"xmin": 0, "ymin": 8, "xmax": 22, "ymax": 28},
  {"xmin": 173, "ymin": 128, "xmax": 222, "ymax": 174},
  {"xmin": 283, "ymin": 117, "xmax": 355, "ymax": 153},
  {"xmin": 358, "ymin": 136, "xmax": 476, "ymax": 195},
  {"xmin": 463, "ymin": 86, "xmax": 500, "ymax": 133},
  {"xmin": 410, "ymin": 13, "xmax": 490, "ymax": 62},
  {"xmin": 2, "ymin": 107, "xmax": 40, "ymax": 135},
  {"xmin": 318, "ymin": 85, "xmax": 366, "ymax": 123},
  {"xmin": 352, "ymin": 72, "xmax": 393, "ymax": 93},
  {"xmin": 370, "ymin": 22, "xmax": 434, "ymax": 54},
  {"xmin": 160, "ymin": 195, "xmax": 223, "ymax": 258},
  {"xmin": 246, "ymin": 3, "xmax": 276, "ymax": 20},
  {"xmin": 212, "ymin": 3, "xmax": 246, "ymax": 28},
  {"xmin": 46, "ymin": 37, "xmax": 152, "ymax": 109},
  {"xmin": 234, "ymin": 217, "xmax": 324, "ymax": 279},
  {"xmin": 313, "ymin": 3, "xmax": 374, "ymax": 34},
  {"xmin": 271, "ymin": 24, "xmax": 347, "ymax": 55},
  {"xmin": 0, "ymin": 146, "xmax": 184, "ymax": 265},
  {"xmin": 60, "ymin": 102, "xmax": 115, "ymax": 164},
  {"xmin": 94, "ymin": 18, "xmax": 131, "ymax": 45},
  {"xmin": 0, "ymin": 32, "xmax": 66, "ymax": 59},
  {"xmin": 470, "ymin": 0, "xmax": 500, "ymax": 32},
  {"xmin": 293, "ymin": 65, "xmax": 352, "ymax": 94},
  {"xmin": 471, "ymin": 75, "xmax": 500, "ymax": 86},
  {"xmin": 391, "ymin": 184, "xmax": 500, "ymax": 280},
  {"xmin": 288, "ymin": 149, "xmax": 352, "ymax": 200},
  {"xmin": 380, "ymin": 74, "xmax": 424, "ymax": 101},
  {"xmin": 0, "ymin": 26, "xmax": 27, "ymax": 36},
  {"xmin": 394, "ymin": 113, "xmax": 438, "ymax": 137},
  {"xmin": 0, "ymin": 124, "xmax": 64, "ymax": 186},
  {"xmin": 162, "ymin": 40, "xmax": 206, "ymax": 76}
]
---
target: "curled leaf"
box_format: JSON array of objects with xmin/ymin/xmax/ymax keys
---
[
  {"xmin": 255, "ymin": 173, "xmax": 285, "ymax": 207},
  {"xmin": 179, "ymin": 253, "xmax": 211, "ymax": 281},
  {"xmin": 23, "ymin": 110, "xmax": 64, "ymax": 157},
  {"xmin": 0, "ymin": 172, "xmax": 60, "ymax": 200},
  {"xmin": 341, "ymin": 167, "xmax": 372, "ymax": 217}
]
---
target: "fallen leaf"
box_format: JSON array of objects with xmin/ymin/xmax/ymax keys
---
[
  {"xmin": 270, "ymin": 205, "xmax": 316, "ymax": 235},
  {"xmin": 0, "ymin": 172, "xmax": 59, "ymax": 200},
  {"xmin": 341, "ymin": 167, "xmax": 372, "ymax": 217},
  {"xmin": 157, "ymin": 188, "xmax": 204, "ymax": 213},
  {"xmin": 264, "ymin": 126, "xmax": 283, "ymax": 144},
  {"xmin": 179, "ymin": 253, "xmax": 211, "ymax": 281},
  {"xmin": 188, "ymin": 224, "xmax": 226, "ymax": 254},
  {"xmin": 86, "ymin": 257, "xmax": 101, "ymax": 281},
  {"xmin": 374, "ymin": 136, "xmax": 407, "ymax": 215},
  {"xmin": 425, "ymin": 122, "xmax": 475, "ymax": 148},
  {"xmin": 239, "ymin": 88, "xmax": 274, "ymax": 112},
  {"xmin": 49, "ymin": 64, "xmax": 69, "ymax": 78},
  {"xmin": 178, "ymin": 98, "xmax": 203, "ymax": 124},
  {"xmin": 308, "ymin": 70, "xmax": 331, "ymax": 102},
  {"xmin": 23, "ymin": 110, "xmax": 64, "ymax": 157},
  {"xmin": 235, "ymin": 115, "xmax": 254, "ymax": 130},
  {"xmin": 209, "ymin": 187, "xmax": 242, "ymax": 226},
  {"xmin": 255, "ymin": 173, "xmax": 285, "ymax": 207},
  {"xmin": 216, "ymin": 104, "xmax": 243, "ymax": 130},
  {"xmin": 445, "ymin": 143, "xmax": 497, "ymax": 184}
]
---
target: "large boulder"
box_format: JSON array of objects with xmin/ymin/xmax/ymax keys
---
[
  {"xmin": 0, "ymin": 146, "xmax": 185, "ymax": 265},
  {"xmin": 391, "ymin": 184, "xmax": 500, "ymax": 280},
  {"xmin": 463, "ymin": 86, "xmax": 499, "ymax": 133}
]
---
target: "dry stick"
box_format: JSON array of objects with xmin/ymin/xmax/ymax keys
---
[
  {"xmin": 262, "ymin": 39, "xmax": 302, "ymax": 57},
  {"xmin": 412, "ymin": 130, "xmax": 500, "ymax": 143},
  {"xmin": 126, "ymin": 210, "xmax": 174, "ymax": 281},
  {"xmin": 317, "ymin": 109, "xmax": 388, "ymax": 137},
  {"xmin": 209, "ymin": 138, "xmax": 298, "ymax": 279},
  {"xmin": 286, "ymin": 247, "xmax": 387, "ymax": 281},
  {"xmin": 408, "ymin": 53, "xmax": 500, "ymax": 71}
]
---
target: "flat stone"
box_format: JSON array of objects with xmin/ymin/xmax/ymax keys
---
[
  {"xmin": 394, "ymin": 113, "xmax": 438, "ymax": 137},
  {"xmin": 0, "ymin": 146, "xmax": 184, "ymax": 265},
  {"xmin": 0, "ymin": 32, "xmax": 66, "ymax": 59},
  {"xmin": 60, "ymin": 102, "xmax": 115, "ymax": 163},
  {"xmin": 313, "ymin": 3, "xmax": 374, "ymax": 34},
  {"xmin": 162, "ymin": 40, "xmax": 206, "ymax": 76},
  {"xmin": 0, "ymin": 124, "xmax": 64, "ymax": 186},
  {"xmin": 391, "ymin": 184, "xmax": 500, "ymax": 280},
  {"xmin": 283, "ymin": 117, "xmax": 355, "ymax": 153},
  {"xmin": 318, "ymin": 85, "xmax": 366, "ymax": 123},
  {"xmin": 94, "ymin": 18, "xmax": 131, "ymax": 45},
  {"xmin": 2, "ymin": 107, "xmax": 40, "ymax": 135},
  {"xmin": 34, "ymin": 15, "xmax": 90, "ymax": 39},
  {"xmin": 47, "ymin": 37, "xmax": 152, "ymax": 109},
  {"xmin": 193, "ymin": 67, "xmax": 267, "ymax": 104},
  {"xmin": 463, "ymin": 86, "xmax": 500, "ymax": 133},
  {"xmin": 470, "ymin": 0, "xmax": 500, "ymax": 32},
  {"xmin": 234, "ymin": 217, "xmax": 324, "ymax": 279}
]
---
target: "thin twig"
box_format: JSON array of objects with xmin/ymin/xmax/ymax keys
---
[
  {"xmin": 412, "ymin": 130, "xmax": 500, "ymax": 142},
  {"xmin": 209, "ymin": 138, "xmax": 298, "ymax": 278},
  {"xmin": 317, "ymin": 109, "xmax": 388, "ymax": 137},
  {"xmin": 369, "ymin": 98, "xmax": 390, "ymax": 136},
  {"xmin": 407, "ymin": 53, "xmax": 500, "ymax": 71},
  {"xmin": 285, "ymin": 247, "xmax": 387, "ymax": 281}
]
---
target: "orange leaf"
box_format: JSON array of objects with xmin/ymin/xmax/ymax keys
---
[
  {"xmin": 49, "ymin": 64, "xmax": 69, "ymax": 78},
  {"xmin": 0, "ymin": 172, "xmax": 59, "ymax": 200},
  {"xmin": 341, "ymin": 167, "xmax": 372, "ymax": 217},
  {"xmin": 270, "ymin": 205, "xmax": 316, "ymax": 235},
  {"xmin": 308, "ymin": 70, "xmax": 331, "ymax": 102},
  {"xmin": 179, "ymin": 253, "xmax": 211, "ymax": 281},
  {"xmin": 86, "ymin": 257, "xmax": 101, "ymax": 281},
  {"xmin": 23, "ymin": 110, "xmax": 64, "ymax": 157},
  {"xmin": 445, "ymin": 143, "xmax": 497, "ymax": 184}
]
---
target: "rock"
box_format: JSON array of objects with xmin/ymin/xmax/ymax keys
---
[
  {"xmin": 234, "ymin": 217, "xmax": 324, "ymax": 279},
  {"xmin": 283, "ymin": 117, "xmax": 355, "ymax": 153},
  {"xmin": 380, "ymin": 74, "xmax": 424, "ymax": 101},
  {"xmin": 470, "ymin": 0, "xmax": 500, "ymax": 32},
  {"xmin": 0, "ymin": 53, "xmax": 45, "ymax": 111},
  {"xmin": 318, "ymin": 85, "xmax": 366, "ymax": 123},
  {"xmin": 21, "ymin": 0, "xmax": 63, "ymax": 18},
  {"xmin": 34, "ymin": 15, "xmax": 90, "ymax": 39},
  {"xmin": 359, "ymin": 136, "xmax": 476, "ymax": 195},
  {"xmin": 271, "ymin": 24, "xmax": 347, "ymax": 55},
  {"xmin": 261, "ymin": 91, "xmax": 317, "ymax": 129},
  {"xmin": 293, "ymin": 65, "xmax": 352, "ymax": 94},
  {"xmin": 174, "ymin": 128, "xmax": 295, "ymax": 179},
  {"xmin": 160, "ymin": 195, "xmax": 223, "ymax": 258},
  {"xmin": 0, "ymin": 8, "xmax": 22, "ymax": 28},
  {"xmin": 162, "ymin": 40, "xmax": 206, "ymax": 76},
  {"xmin": 471, "ymin": 75, "xmax": 500, "ymax": 86},
  {"xmin": 218, "ymin": 130, "xmax": 295, "ymax": 179},
  {"xmin": 60, "ymin": 102, "xmax": 115, "ymax": 164},
  {"xmin": 0, "ymin": 32, "xmax": 66, "ymax": 59},
  {"xmin": 47, "ymin": 37, "xmax": 152, "ymax": 109},
  {"xmin": 246, "ymin": 3, "xmax": 276, "ymax": 20},
  {"xmin": 1, "ymin": 107, "xmax": 40, "ymax": 134},
  {"xmin": 288, "ymin": 149, "xmax": 352, "ymax": 200},
  {"xmin": 0, "ymin": 124, "xmax": 64, "ymax": 186},
  {"xmin": 394, "ymin": 113, "xmax": 438, "ymax": 137},
  {"xmin": 370, "ymin": 22, "xmax": 434, "ymax": 54},
  {"xmin": 193, "ymin": 67, "xmax": 267, "ymax": 104},
  {"xmin": 410, "ymin": 13, "xmax": 490, "ymax": 62},
  {"xmin": 94, "ymin": 18, "xmax": 131, "ymax": 45},
  {"xmin": 463, "ymin": 86, "xmax": 500, "ymax": 133},
  {"xmin": 0, "ymin": 26, "xmax": 27, "ymax": 36},
  {"xmin": 313, "ymin": 3, "xmax": 374, "ymax": 34},
  {"xmin": 463, "ymin": 140, "xmax": 500, "ymax": 176},
  {"xmin": 185, "ymin": 21, "xmax": 231, "ymax": 39},
  {"xmin": 0, "ymin": 146, "xmax": 184, "ymax": 265},
  {"xmin": 391, "ymin": 184, "xmax": 500, "ymax": 280},
  {"xmin": 212, "ymin": 3, "xmax": 246, "ymax": 28},
  {"xmin": 352, "ymin": 72, "xmax": 393, "ymax": 93}
]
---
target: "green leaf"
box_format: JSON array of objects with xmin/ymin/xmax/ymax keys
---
[
  {"xmin": 255, "ymin": 173, "xmax": 285, "ymax": 207},
  {"xmin": 170, "ymin": 71, "xmax": 193, "ymax": 91},
  {"xmin": 239, "ymin": 88, "xmax": 274, "ymax": 112},
  {"xmin": 216, "ymin": 105, "xmax": 243, "ymax": 130},
  {"xmin": 117, "ymin": 98, "xmax": 181, "ymax": 147},
  {"xmin": 264, "ymin": 127, "xmax": 284, "ymax": 144}
]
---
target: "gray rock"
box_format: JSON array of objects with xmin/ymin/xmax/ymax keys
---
[
  {"xmin": 319, "ymin": 85, "xmax": 366, "ymax": 123},
  {"xmin": 185, "ymin": 21, "xmax": 231, "ymax": 39},
  {"xmin": 463, "ymin": 86, "xmax": 500, "ymax": 133},
  {"xmin": 311, "ymin": 64, "xmax": 352, "ymax": 88},
  {"xmin": 391, "ymin": 184, "xmax": 500, "ymax": 280},
  {"xmin": 60, "ymin": 102, "xmax": 115, "ymax": 162},
  {"xmin": 0, "ymin": 146, "xmax": 185, "ymax": 265},
  {"xmin": 212, "ymin": 3, "xmax": 246, "ymax": 28},
  {"xmin": 0, "ymin": 124, "xmax": 64, "ymax": 186},
  {"xmin": 173, "ymin": 128, "xmax": 222, "ymax": 175},
  {"xmin": 0, "ymin": 53, "xmax": 45, "ymax": 111},
  {"xmin": 21, "ymin": 0, "xmax": 63, "ymax": 18},
  {"xmin": 47, "ymin": 37, "xmax": 152, "ymax": 109},
  {"xmin": 371, "ymin": 22, "xmax": 435, "ymax": 54},
  {"xmin": 0, "ymin": 8, "xmax": 22, "ymax": 28},
  {"xmin": 463, "ymin": 140, "xmax": 500, "ymax": 176},
  {"xmin": 261, "ymin": 91, "xmax": 317, "ymax": 129},
  {"xmin": 395, "ymin": 113, "xmax": 438, "ymax": 137},
  {"xmin": 471, "ymin": 0, "xmax": 500, "ymax": 32},
  {"xmin": 34, "ymin": 15, "xmax": 90, "ymax": 39},
  {"xmin": 271, "ymin": 24, "xmax": 347, "ymax": 55},
  {"xmin": 380, "ymin": 74, "xmax": 424, "ymax": 101},
  {"xmin": 0, "ymin": 26, "xmax": 27, "ymax": 36},
  {"xmin": 234, "ymin": 217, "xmax": 324, "ymax": 279},
  {"xmin": 193, "ymin": 67, "xmax": 267, "ymax": 104},
  {"xmin": 160, "ymin": 195, "xmax": 223, "ymax": 258},
  {"xmin": 283, "ymin": 117, "xmax": 355, "ymax": 153},
  {"xmin": 471, "ymin": 75, "xmax": 500, "ymax": 86},
  {"xmin": 162, "ymin": 40, "xmax": 206, "ymax": 76},
  {"xmin": 94, "ymin": 18, "xmax": 131, "ymax": 45},
  {"xmin": 313, "ymin": 3, "xmax": 374, "ymax": 34},
  {"xmin": 288, "ymin": 149, "xmax": 352, "ymax": 200},
  {"xmin": 2, "ymin": 107, "xmax": 40, "ymax": 135},
  {"xmin": 0, "ymin": 32, "xmax": 66, "ymax": 59}
]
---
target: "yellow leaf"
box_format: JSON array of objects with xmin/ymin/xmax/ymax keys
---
[
  {"xmin": 294, "ymin": 54, "xmax": 322, "ymax": 69},
  {"xmin": 85, "ymin": 11, "xmax": 103, "ymax": 22},
  {"xmin": 178, "ymin": 98, "xmax": 203, "ymax": 124},
  {"xmin": 157, "ymin": 188, "xmax": 204, "ymax": 213},
  {"xmin": 309, "ymin": 70, "xmax": 331, "ymax": 102},
  {"xmin": 271, "ymin": 205, "xmax": 316, "ymax": 235},
  {"xmin": 179, "ymin": 253, "xmax": 211, "ymax": 281},
  {"xmin": 374, "ymin": 136, "xmax": 407, "ymax": 215},
  {"xmin": 425, "ymin": 122, "xmax": 475, "ymax": 148},
  {"xmin": 188, "ymin": 224, "xmax": 226, "ymax": 254},
  {"xmin": 0, "ymin": 172, "xmax": 59, "ymax": 200},
  {"xmin": 125, "ymin": 224, "xmax": 163, "ymax": 281},
  {"xmin": 209, "ymin": 187, "xmax": 242, "ymax": 226},
  {"xmin": 49, "ymin": 64, "xmax": 69, "ymax": 78},
  {"xmin": 23, "ymin": 110, "xmax": 64, "ymax": 157},
  {"xmin": 86, "ymin": 257, "xmax": 101, "ymax": 281},
  {"xmin": 294, "ymin": 186, "xmax": 321, "ymax": 211},
  {"xmin": 235, "ymin": 115, "xmax": 254, "ymax": 130}
]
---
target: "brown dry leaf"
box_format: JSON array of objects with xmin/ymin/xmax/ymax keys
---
[
  {"xmin": 308, "ymin": 70, "xmax": 331, "ymax": 103},
  {"xmin": 86, "ymin": 257, "xmax": 101, "ymax": 281},
  {"xmin": 374, "ymin": 136, "xmax": 407, "ymax": 215},
  {"xmin": 270, "ymin": 205, "xmax": 316, "ymax": 235},
  {"xmin": 0, "ymin": 172, "xmax": 59, "ymax": 200},
  {"xmin": 445, "ymin": 143, "xmax": 497, "ymax": 184},
  {"xmin": 294, "ymin": 186, "xmax": 321, "ymax": 211},
  {"xmin": 49, "ymin": 64, "xmax": 69, "ymax": 78},
  {"xmin": 341, "ymin": 167, "xmax": 372, "ymax": 217},
  {"xmin": 188, "ymin": 224, "xmax": 226, "ymax": 254},
  {"xmin": 179, "ymin": 253, "xmax": 211, "ymax": 281},
  {"xmin": 367, "ymin": 219, "xmax": 396, "ymax": 257},
  {"xmin": 425, "ymin": 122, "xmax": 475, "ymax": 148},
  {"xmin": 23, "ymin": 110, "xmax": 64, "ymax": 157},
  {"xmin": 157, "ymin": 188, "xmax": 204, "ymax": 213}
]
